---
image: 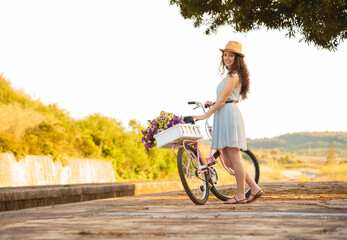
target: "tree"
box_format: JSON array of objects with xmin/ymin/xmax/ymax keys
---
[
  {"xmin": 169, "ymin": 0, "xmax": 347, "ymax": 50},
  {"xmin": 325, "ymin": 146, "xmax": 336, "ymax": 165},
  {"xmin": 128, "ymin": 119, "xmax": 143, "ymax": 133}
]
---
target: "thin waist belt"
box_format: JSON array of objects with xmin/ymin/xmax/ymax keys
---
[{"xmin": 213, "ymin": 100, "xmax": 234, "ymax": 105}]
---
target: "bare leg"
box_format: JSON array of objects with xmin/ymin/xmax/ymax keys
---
[
  {"xmin": 245, "ymin": 169, "xmax": 261, "ymax": 194},
  {"xmin": 221, "ymin": 148, "xmax": 233, "ymax": 169},
  {"xmin": 225, "ymin": 147, "xmax": 246, "ymax": 201},
  {"xmin": 222, "ymin": 147, "xmax": 262, "ymax": 203}
]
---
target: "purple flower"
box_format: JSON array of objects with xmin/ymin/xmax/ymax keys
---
[{"xmin": 141, "ymin": 111, "xmax": 183, "ymax": 151}]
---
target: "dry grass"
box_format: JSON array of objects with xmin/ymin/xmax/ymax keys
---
[
  {"xmin": 197, "ymin": 142, "xmax": 347, "ymax": 182},
  {"xmin": 315, "ymin": 163, "xmax": 347, "ymax": 181}
]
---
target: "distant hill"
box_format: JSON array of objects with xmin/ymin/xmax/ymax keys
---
[
  {"xmin": 201, "ymin": 132, "xmax": 347, "ymax": 157},
  {"xmin": 247, "ymin": 132, "xmax": 347, "ymax": 156}
]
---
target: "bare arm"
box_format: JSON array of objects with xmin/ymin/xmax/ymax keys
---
[{"xmin": 192, "ymin": 74, "xmax": 240, "ymax": 121}]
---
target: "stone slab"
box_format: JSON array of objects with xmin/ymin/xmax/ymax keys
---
[
  {"xmin": 0, "ymin": 183, "xmax": 135, "ymax": 211},
  {"xmin": 0, "ymin": 182, "xmax": 346, "ymax": 239},
  {"xmin": 0, "ymin": 181, "xmax": 184, "ymax": 211}
]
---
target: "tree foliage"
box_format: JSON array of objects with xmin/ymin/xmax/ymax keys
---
[
  {"xmin": 0, "ymin": 74, "xmax": 178, "ymax": 181},
  {"xmin": 325, "ymin": 146, "xmax": 336, "ymax": 165},
  {"xmin": 169, "ymin": 0, "xmax": 347, "ymax": 50}
]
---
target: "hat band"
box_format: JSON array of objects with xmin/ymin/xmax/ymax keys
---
[
  {"xmin": 223, "ymin": 48, "xmax": 244, "ymax": 57},
  {"xmin": 224, "ymin": 48, "xmax": 238, "ymax": 53}
]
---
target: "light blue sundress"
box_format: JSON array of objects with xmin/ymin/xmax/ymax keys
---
[{"xmin": 211, "ymin": 74, "xmax": 247, "ymax": 150}]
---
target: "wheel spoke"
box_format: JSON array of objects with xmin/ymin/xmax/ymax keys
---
[{"xmin": 177, "ymin": 147, "xmax": 209, "ymax": 205}]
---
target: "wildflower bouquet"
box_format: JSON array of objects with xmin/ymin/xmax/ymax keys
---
[{"xmin": 141, "ymin": 111, "xmax": 183, "ymax": 152}]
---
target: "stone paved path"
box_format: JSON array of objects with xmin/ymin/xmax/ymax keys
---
[{"xmin": 0, "ymin": 182, "xmax": 346, "ymax": 239}]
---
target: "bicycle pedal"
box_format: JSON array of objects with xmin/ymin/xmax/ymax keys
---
[
  {"xmin": 207, "ymin": 160, "xmax": 218, "ymax": 166},
  {"xmin": 206, "ymin": 156, "xmax": 217, "ymax": 165}
]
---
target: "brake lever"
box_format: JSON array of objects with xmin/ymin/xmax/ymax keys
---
[{"xmin": 193, "ymin": 106, "xmax": 199, "ymax": 110}]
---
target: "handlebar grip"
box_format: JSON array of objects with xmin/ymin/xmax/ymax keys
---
[
  {"xmin": 204, "ymin": 102, "xmax": 215, "ymax": 108},
  {"xmin": 188, "ymin": 101, "xmax": 196, "ymax": 105}
]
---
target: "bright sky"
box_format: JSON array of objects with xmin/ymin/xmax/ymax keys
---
[{"xmin": 0, "ymin": 0, "xmax": 346, "ymax": 139}]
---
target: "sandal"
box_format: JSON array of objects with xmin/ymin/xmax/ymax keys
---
[
  {"xmin": 223, "ymin": 197, "xmax": 247, "ymax": 204},
  {"xmin": 247, "ymin": 189, "xmax": 263, "ymax": 203}
]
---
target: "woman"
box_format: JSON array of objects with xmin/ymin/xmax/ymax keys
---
[{"xmin": 191, "ymin": 41, "xmax": 263, "ymax": 204}]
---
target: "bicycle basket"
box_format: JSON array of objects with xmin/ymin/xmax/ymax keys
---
[{"xmin": 154, "ymin": 124, "xmax": 203, "ymax": 149}]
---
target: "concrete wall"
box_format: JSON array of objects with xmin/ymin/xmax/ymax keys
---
[{"xmin": 0, "ymin": 153, "xmax": 116, "ymax": 187}]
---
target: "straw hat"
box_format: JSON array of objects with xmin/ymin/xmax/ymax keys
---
[{"xmin": 219, "ymin": 41, "xmax": 245, "ymax": 58}]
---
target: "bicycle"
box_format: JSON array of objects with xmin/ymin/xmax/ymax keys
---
[{"xmin": 170, "ymin": 101, "xmax": 260, "ymax": 205}]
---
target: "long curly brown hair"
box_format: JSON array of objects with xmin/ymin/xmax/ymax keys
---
[{"xmin": 219, "ymin": 53, "xmax": 250, "ymax": 100}]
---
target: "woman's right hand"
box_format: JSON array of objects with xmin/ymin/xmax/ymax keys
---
[{"xmin": 204, "ymin": 100, "xmax": 214, "ymax": 108}]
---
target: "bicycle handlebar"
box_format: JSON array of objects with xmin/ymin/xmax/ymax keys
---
[
  {"xmin": 187, "ymin": 101, "xmax": 213, "ymax": 140},
  {"xmin": 187, "ymin": 101, "xmax": 206, "ymax": 113},
  {"xmin": 188, "ymin": 101, "xmax": 211, "ymax": 108}
]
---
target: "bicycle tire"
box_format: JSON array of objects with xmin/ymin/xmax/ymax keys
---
[
  {"xmin": 177, "ymin": 146, "xmax": 209, "ymax": 205},
  {"xmin": 210, "ymin": 149, "xmax": 260, "ymax": 201}
]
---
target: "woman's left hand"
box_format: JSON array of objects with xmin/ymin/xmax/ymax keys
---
[{"xmin": 191, "ymin": 114, "xmax": 207, "ymax": 122}]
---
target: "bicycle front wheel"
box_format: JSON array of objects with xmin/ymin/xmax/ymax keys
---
[
  {"xmin": 177, "ymin": 146, "xmax": 209, "ymax": 205},
  {"xmin": 210, "ymin": 149, "xmax": 260, "ymax": 201}
]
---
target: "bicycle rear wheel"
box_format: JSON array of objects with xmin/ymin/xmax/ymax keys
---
[
  {"xmin": 177, "ymin": 146, "xmax": 209, "ymax": 205},
  {"xmin": 210, "ymin": 149, "xmax": 260, "ymax": 201}
]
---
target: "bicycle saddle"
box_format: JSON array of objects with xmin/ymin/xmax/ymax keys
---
[{"xmin": 183, "ymin": 116, "xmax": 195, "ymax": 124}]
